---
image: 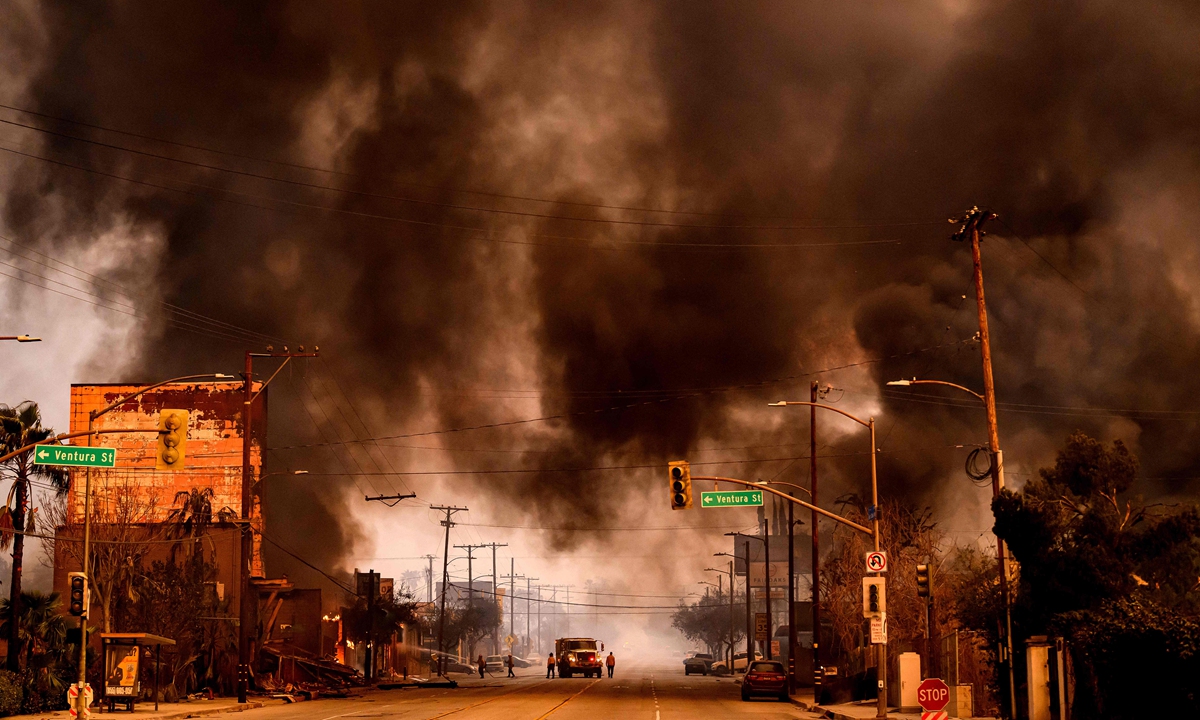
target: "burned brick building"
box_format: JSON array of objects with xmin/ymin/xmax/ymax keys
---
[{"xmin": 51, "ymin": 380, "xmax": 358, "ymax": 690}]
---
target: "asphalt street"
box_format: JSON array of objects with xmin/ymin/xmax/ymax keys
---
[{"xmin": 235, "ymin": 659, "xmax": 820, "ymax": 720}]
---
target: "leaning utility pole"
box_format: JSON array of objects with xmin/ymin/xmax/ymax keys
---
[
  {"xmin": 432, "ymin": 505, "xmax": 468, "ymax": 676},
  {"xmin": 952, "ymin": 206, "xmax": 1017, "ymax": 718},
  {"xmin": 239, "ymin": 347, "xmax": 317, "ymax": 704}
]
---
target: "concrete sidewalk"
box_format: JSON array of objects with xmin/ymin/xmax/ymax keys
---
[
  {"xmin": 786, "ymin": 690, "xmax": 937, "ymax": 720},
  {"xmin": 5, "ymin": 696, "xmax": 286, "ymax": 720}
]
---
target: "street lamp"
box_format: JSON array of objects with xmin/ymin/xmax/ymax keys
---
[
  {"xmin": 726, "ymin": 531, "xmax": 768, "ymax": 664},
  {"xmin": 769, "ymin": 400, "xmax": 885, "ymax": 719},
  {"xmin": 0, "ymin": 335, "xmax": 40, "ymax": 342},
  {"xmin": 754, "ymin": 480, "xmax": 806, "ymax": 695},
  {"xmin": 708, "ymin": 563, "xmax": 736, "ymax": 670},
  {"xmin": 76, "ymin": 372, "xmax": 233, "ymax": 713},
  {"xmin": 887, "ymin": 376, "xmax": 1015, "ymax": 704}
]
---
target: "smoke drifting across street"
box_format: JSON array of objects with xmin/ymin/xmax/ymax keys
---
[{"xmin": 3, "ymin": 0, "xmax": 1200, "ymax": 592}]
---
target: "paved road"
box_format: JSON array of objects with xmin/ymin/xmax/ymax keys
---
[{"xmin": 239, "ymin": 660, "xmax": 819, "ymax": 720}]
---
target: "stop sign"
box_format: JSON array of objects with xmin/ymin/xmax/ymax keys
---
[{"xmin": 917, "ymin": 677, "xmax": 950, "ymax": 712}]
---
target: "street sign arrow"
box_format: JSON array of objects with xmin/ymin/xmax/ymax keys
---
[
  {"xmin": 32, "ymin": 445, "xmax": 116, "ymax": 468},
  {"xmin": 699, "ymin": 490, "xmax": 764, "ymax": 508}
]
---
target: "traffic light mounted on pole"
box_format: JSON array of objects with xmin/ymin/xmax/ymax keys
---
[
  {"xmin": 668, "ymin": 461, "xmax": 693, "ymax": 509},
  {"xmin": 68, "ymin": 572, "xmax": 88, "ymax": 617},
  {"xmin": 862, "ymin": 577, "xmax": 885, "ymax": 618},
  {"xmin": 916, "ymin": 563, "xmax": 932, "ymax": 598},
  {"xmin": 155, "ymin": 409, "xmax": 189, "ymax": 470}
]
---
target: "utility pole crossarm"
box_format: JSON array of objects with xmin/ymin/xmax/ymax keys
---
[
  {"xmin": 364, "ymin": 493, "xmax": 417, "ymax": 506},
  {"xmin": 695, "ymin": 475, "xmax": 871, "ymax": 535}
]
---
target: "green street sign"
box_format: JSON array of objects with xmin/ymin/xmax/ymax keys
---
[
  {"xmin": 32, "ymin": 445, "xmax": 116, "ymax": 468},
  {"xmin": 700, "ymin": 490, "xmax": 764, "ymax": 508}
]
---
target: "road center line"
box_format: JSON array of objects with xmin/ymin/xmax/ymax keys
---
[
  {"xmin": 422, "ymin": 679, "xmax": 553, "ymax": 719},
  {"xmin": 534, "ymin": 679, "xmax": 600, "ymax": 720},
  {"xmin": 319, "ymin": 703, "xmax": 398, "ymax": 720}
]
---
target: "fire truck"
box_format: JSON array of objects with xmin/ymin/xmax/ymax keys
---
[{"xmin": 555, "ymin": 637, "xmax": 602, "ymax": 678}]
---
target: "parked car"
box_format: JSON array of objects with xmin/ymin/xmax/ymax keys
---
[
  {"xmin": 711, "ymin": 651, "xmax": 763, "ymax": 675},
  {"xmin": 486, "ymin": 655, "xmax": 505, "ymax": 673},
  {"xmin": 683, "ymin": 653, "xmax": 715, "ymax": 675},
  {"xmin": 741, "ymin": 660, "xmax": 788, "ymax": 701}
]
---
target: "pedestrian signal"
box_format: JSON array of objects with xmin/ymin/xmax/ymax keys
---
[
  {"xmin": 916, "ymin": 563, "xmax": 931, "ymax": 598},
  {"xmin": 156, "ymin": 409, "xmax": 190, "ymax": 470},
  {"xmin": 68, "ymin": 572, "xmax": 87, "ymax": 617},
  {"xmin": 668, "ymin": 461, "xmax": 692, "ymax": 510}
]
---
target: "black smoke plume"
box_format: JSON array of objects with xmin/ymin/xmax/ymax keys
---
[{"xmin": 3, "ymin": 1, "xmax": 1200, "ymax": 573}]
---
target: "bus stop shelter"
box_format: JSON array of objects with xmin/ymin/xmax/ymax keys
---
[{"xmin": 100, "ymin": 633, "xmax": 176, "ymax": 712}]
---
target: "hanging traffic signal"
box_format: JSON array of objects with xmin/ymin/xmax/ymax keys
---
[
  {"xmin": 68, "ymin": 572, "xmax": 87, "ymax": 617},
  {"xmin": 156, "ymin": 409, "xmax": 190, "ymax": 470},
  {"xmin": 668, "ymin": 461, "xmax": 693, "ymax": 510},
  {"xmin": 916, "ymin": 563, "xmax": 932, "ymax": 598}
]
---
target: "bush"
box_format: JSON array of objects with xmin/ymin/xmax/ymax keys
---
[
  {"xmin": 1058, "ymin": 598, "xmax": 1200, "ymax": 718},
  {"xmin": 0, "ymin": 671, "xmax": 21, "ymax": 716}
]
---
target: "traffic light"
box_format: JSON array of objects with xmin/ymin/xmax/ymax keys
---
[
  {"xmin": 156, "ymin": 409, "xmax": 190, "ymax": 470},
  {"xmin": 862, "ymin": 577, "xmax": 886, "ymax": 618},
  {"xmin": 916, "ymin": 563, "xmax": 932, "ymax": 598},
  {"xmin": 668, "ymin": 460, "xmax": 692, "ymax": 510},
  {"xmin": 68, "ymin": 572, "xmax": 87, "ymax": 617}
]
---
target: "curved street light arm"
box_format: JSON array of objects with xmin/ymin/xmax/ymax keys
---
[
  {"xmin": 767, "ymin": 400, "xmax": 869, "ymax": 428},
  {"xmin": 887, "ymin": 378, "xmax": 984, "ymax": 402},
  {"xmin": 700, "ymin": 475, "xmax": 871, "ymax": 535},
  {"xmin": 756, "ymin": 480, "xmax": 811, "ymax": 498},
  {"xmin": 91, "ymin": 373, "xmax": 234, "ymax": 421}
]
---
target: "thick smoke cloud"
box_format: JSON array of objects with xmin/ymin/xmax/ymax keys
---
[{"xmin": 3, "ymin": 1, "xmax": 1200, "ymax": 575}]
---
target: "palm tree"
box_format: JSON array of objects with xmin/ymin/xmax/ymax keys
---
[
  {"xmin": 166, "ymin": 487, "xmax": 215, "ymax": 562},
  {"xmin": 0, "ymin": 591, "xmax": 71, "ymax": 694},
  {"xmin": 0, "ymin": 402, "xmax": 69, "ymax": 672}
]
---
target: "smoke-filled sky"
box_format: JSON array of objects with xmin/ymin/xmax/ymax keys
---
[{"xmin": 2, "ymin": 0, "xmax": 1200, "ymax": 644}]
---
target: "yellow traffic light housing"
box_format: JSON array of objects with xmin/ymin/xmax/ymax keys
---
[
  {"xmin": 68, "ymin": 572, "xmax": 87, "ymax": 617},
  {"xmin": 862, "ymin": 577, "xmax": 886, "ymax": 618},
  {"xmin": 156, "ymin": 409, "xmax": 190, "ymax": 470},
  {"xmin": 668, "ymin": 460, "xmax": 693, "ymax": 510},
  {"xmin": 916, "ymin": 563, "xmax": 931, "ymax": 598}
]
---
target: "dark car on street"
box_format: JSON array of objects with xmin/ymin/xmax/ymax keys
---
[
  {"xmin": 741, "ymin": 661, "xmax": 788, "ymax": 701},
  {"xmin": 683, "ymin": 652, "xmax": 714, "ymax": 675}
]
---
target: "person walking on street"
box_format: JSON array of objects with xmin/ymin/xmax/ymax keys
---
[
  {"xmin": 546, "ymin": 653, "xmax": 556, "ymax": 678},
  {"xmin": 507, "ymin": 653, "xmax": 516, "ymax": 678},
  {"xmin": 477, "ymin": 655, "xmax": 486, "ymax": 679},
  {"xmin": 606, "ymin": 652, "xmax": 616, "ymax": 678}
]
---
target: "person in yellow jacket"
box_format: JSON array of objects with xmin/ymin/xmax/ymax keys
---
[{"xmin": 606, "ymin": 652, "xmax": 616, "ymax": 678}]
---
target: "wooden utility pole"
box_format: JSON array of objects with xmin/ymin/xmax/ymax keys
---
[
  {"xmin": 810, "ymin": 380, "xmax": 822, "ymax": 699},
  {"xmin": 239, "ymin": 348, "xmax": 316, "ymax": 703},
  {"xmin": 952, "ymin": 206, "xmax": 1017, "ymax": 718},
  {"xmin": 787, "ymin": 499, "xmax": 796, "ymax": 694},
  {"xmin": 432, "ymin": 505, "xmax": 467, "ymax": 676}
]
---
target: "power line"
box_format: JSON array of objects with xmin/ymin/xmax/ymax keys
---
[
  {"xmin": 0, "ymin": 140, "xmax": 921, "ymax": 252},
  {"xmin": 0, "ymin": 102, "xmax": 943, "ymax": 226},
  {"xmin": 270, "ymin": 337, "xmax": 981, "ymax": 451},
  {"xmin": 0, "ymin": 232, "xmax": 284, "ymax": 345}
]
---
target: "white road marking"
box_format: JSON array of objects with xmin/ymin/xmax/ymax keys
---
[{"xmin": 319, "ymin": 705, "xmax": 397, "ymax": 720}]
